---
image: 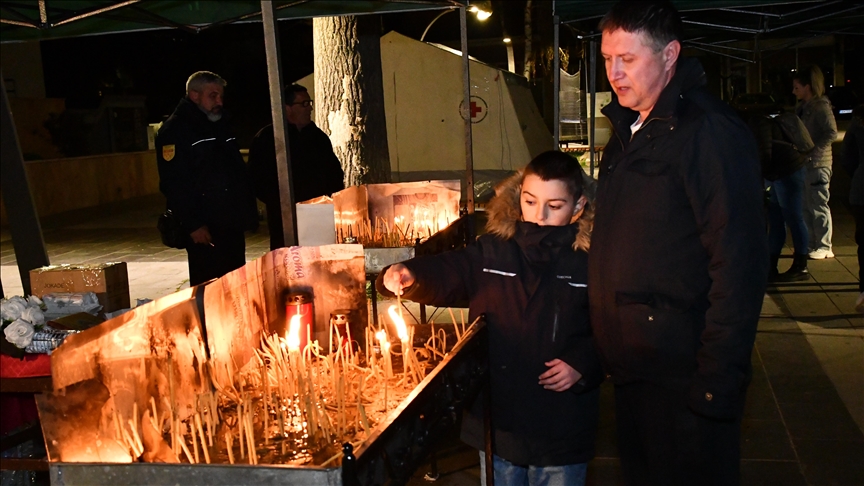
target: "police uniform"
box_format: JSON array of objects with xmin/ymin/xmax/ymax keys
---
[{"xmin": 156, "ymin": 97, "xmax": 258, "ymax": 286}]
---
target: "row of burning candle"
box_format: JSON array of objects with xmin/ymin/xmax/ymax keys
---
[
  {"xmin": 338, "ymin": 209, "xmax": 454, "ymax": 247},
  {"xmin": 107, "ymin": 305, "xmax": 478, "ymax": 466}
]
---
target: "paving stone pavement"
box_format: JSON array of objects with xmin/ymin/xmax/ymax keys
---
[{"xmin": 1, "ymin": 190, "xmax": 862, "ymax": 485}]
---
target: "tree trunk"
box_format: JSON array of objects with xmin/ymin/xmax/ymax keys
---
[
  {"xmin": 313, "ymin": 16, "xmax": 391, "ymax": 186},
  {"xmin": 523, "ymin": 0, "xmax": 533, "ymax": 80}
]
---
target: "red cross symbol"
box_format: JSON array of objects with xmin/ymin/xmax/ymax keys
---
[{"xmin": 470, "ymin": 101, "xmax": 483, "ymax": 118}]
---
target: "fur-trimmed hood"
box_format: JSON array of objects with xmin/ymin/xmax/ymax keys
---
[{"xmin": 484, "ymin": 170, "xmax": 595, "ymax": 252}]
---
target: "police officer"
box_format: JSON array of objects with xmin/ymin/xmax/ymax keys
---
[{"xmin": 157, "ymin": 71, "xmax": 258, "ymax": 286}]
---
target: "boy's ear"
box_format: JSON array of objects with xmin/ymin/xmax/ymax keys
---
[
  {"xmin": 570, "ymin": 195, "xmax": 588, "ymax": 223},
  {"xmin": 573, "ymin": 195, "xmax": 588, "ymax": 214}
]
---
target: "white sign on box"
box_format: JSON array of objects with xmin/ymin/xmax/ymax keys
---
[{"xmin": 296, "ymin": 202, "xmax": 337, "ymax": 246}]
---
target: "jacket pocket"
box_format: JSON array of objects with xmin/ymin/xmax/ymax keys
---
[
  {"xmin": 621, "ymin": 158, "xmax": 675, "ymax": 222},
  {"xmin": 615, "ymin": 291, "xmax": 700, "ymax": 373}
]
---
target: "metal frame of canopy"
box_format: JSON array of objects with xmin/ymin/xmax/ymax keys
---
[
  {"xmin": 0, "ymin": 1, "xmax": 469, "ymax": 41},
  {"xmin": 550, "ymin": 0, "xmax": 863, "ymax": 176},
  {"xmin": 0, "ymin": 0, "xmax": 478, "ymax": 295}
]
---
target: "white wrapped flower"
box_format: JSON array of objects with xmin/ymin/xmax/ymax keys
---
[
  {"xmin": 1, "ymin": 299, "xmax": 27, "ymax": 321},
  {"xmin": 4, "ymin": 318, "xmax": 36, "ymax": 349},
  {"xmin": 8, "ymin": 296, "xmax": 27, "ymax": 306},
  {"xmin": 27, "ymin": 295, "xmax": 44, "ymax": 308},
  {"xmin": 21, "ymin": 306, "xmax": 45, "ymax": 327}
]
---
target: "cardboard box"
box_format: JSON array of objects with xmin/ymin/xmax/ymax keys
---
[
  {"xmin": 48, "ymin": 312, "xmax": 104, "ymax": 331},
  {"xmin": 29, "ymin": 262, "xmax": 130, "ymax": 312}
]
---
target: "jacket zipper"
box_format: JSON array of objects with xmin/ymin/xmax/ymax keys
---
[{"xmin": 608, "ymin": 115, "xmax": 673, "ymax": 168}]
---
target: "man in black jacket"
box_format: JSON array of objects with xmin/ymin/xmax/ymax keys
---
[
  {"xmin": 587, "ymin": 2, "xmax": 768, "ymax": 485},
  {"xmin": 156, "ymin": 71, "xmax": 258, "ymax": 286},
  {"xmin": 248, "ymin": 84, "xmax": 344, "ymax": 250}
]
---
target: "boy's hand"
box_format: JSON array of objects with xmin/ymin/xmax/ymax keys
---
[
  {"xmin": 539, "ymin": 359, "xmax": 582, "ymax": 392},
  {"xmin": 383, "ymin": 264, "xmax": 416, "ymax": 295}
]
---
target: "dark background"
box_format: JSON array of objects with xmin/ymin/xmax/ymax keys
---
[
  {"xmin": 39, "ymin": 3, "xmax": 530, "ymax": 148},
  {"xmin": 36, "ymin": 1, "xmax": 863, "ymax": 149}
]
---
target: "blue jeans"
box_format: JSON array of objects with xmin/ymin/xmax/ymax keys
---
[
  {"xmin": 479, "ymin": 452, "xmax": 587, "ymax": 486},
  {"xmin": 766, "ymin": 167, "xmax": 809, "ymax": 256},
  {"xmin": 803, "ymin": 166, "xmax": 833, "ymax": 251}
]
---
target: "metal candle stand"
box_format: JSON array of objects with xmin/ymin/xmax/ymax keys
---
[{"xmin": 46, "ymin": 324, "xmax": 488, "ymax": 486}]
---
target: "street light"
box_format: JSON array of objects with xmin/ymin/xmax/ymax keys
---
[
  {"xmin": 469, "ymin": 2, "xmax": 492, "ymax": 21},
  {"xmin": 420, "ymin": 1, "xmax": 492, "ymax": 42}
]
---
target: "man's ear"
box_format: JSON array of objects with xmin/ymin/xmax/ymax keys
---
[
  {"xmin": 188, "ymin": 90, "xmax": 200, "ymax": 104},
  {"xmin": 663, "ymin": 40, "xmax": 681, "ymax": 72}
]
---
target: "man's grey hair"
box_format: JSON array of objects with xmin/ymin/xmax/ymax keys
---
[{"xmin": 186, "ymin": 71, "xmax": 227, "ymax": 95}]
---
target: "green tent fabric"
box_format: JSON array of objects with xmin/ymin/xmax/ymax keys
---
[
  {"xmin": 553, "ymin": 0, "xmax": 864, "ymax": 43},
  {"xmin": 1, "ymin": 0, "xmax": 467, "ymax": 42}
]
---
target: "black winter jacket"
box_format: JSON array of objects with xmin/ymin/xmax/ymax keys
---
[
  {"xmin": 384, "ymin": 175, "xmax": 603, "ymax": 466},
  {"xmin": 588, "ymin": 58, "xmax": 768, "ymax": 420},
  {"xmin": 248, "ymin": 122, "xmax": 344, "ymax": 206},
  {"xmin": 156, "ymin": 98, "xmax": 258, "ymax": 234}
]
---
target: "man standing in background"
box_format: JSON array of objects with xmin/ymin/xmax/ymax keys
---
[{"xmin": 248, "ymin": 84, "xmax": 344, "ymax": 250}]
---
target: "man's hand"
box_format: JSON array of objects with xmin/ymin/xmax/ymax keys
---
[
  {"xmin": 383, "ymin": 263, "xmax": 415, "ymax": 295},
  {"xmin": 539, "ymin": 359, "xmax": 583, "ymax": 392},
  {"xmin": 190, "ymin": 226, "xmax": 212, "ymax": 245}
]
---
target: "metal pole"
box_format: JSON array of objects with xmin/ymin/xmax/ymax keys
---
[
  {"xmin": 553, "ymin": 15, "xmax": 560, "ymax": 148},
  {"xmin": 589, "ymin": 39, "xmax": 596, "ymax": 177},
  {"xmin": 421, "ymin": 8, "xmax": 453, "ymax": 42},
  {"xmin": 460, "ymin": 7, "xmax": 475, "ymax": 224},
  {"xmin": 261, "ymin": 0, "xmax": 297, "ymax": 247},
  {"xmin": 0, "ymin": 72, "xmax": 49, "ymax": 294}
]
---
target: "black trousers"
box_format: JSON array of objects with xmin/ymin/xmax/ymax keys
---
[
  {"xmin": 614, "ymin": 381, "xmax": 742, "ymax": 486},
  {"xmin": 185, "ymin": 227, "xmax": 246, "ymax": 286},
  {"xmin": 265, "ymin": 201, "xmax": 286, "ymax": 251}
]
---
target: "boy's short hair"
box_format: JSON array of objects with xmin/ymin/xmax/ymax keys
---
[
  {"xmin": 186, "ymin": 71, "xmax": 226, "ymax": 95},
  {"xmin": 598, "ymin": 1, "xmax": 683, "ymax": 53},
  {"xmin": 523, "ymin": 150, "xmax": 584, "ymax": 200},
  {"xmin": 792, "ymin": 65, "xmax": 826, "ymax": 99}
]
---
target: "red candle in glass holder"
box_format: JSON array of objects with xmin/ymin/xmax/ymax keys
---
[{"xmin": 285, "ymin": 292, "xmax": 314, "ymax": 353}]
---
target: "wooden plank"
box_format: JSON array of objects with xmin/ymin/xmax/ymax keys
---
[{"xmin": 0, "ymin": 376, "xmax": 53, "ymax": 393}]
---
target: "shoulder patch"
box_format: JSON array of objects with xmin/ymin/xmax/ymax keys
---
[{"xmin": 162, "ymin": 144, "xmax": 175, "ymax": 161}]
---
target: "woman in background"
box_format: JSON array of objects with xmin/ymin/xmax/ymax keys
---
[{"xmin": 792, "ymin": 65, "xmax": 838, "ymax": 260}]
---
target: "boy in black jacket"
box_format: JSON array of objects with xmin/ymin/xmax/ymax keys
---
[{"xmin": 381, "ymin": 151, "xmax": 602, "ymax": 486}]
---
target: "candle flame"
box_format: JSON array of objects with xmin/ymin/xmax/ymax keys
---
[
  {"xmin": 286, "ymin": 314, "xmax": 302, "ymax": 351},
  {"xmin": 388, "ymin": 305, "xmax": 409, "ymax": 343},
  {"xmin": 375, "ymin": 329, "xmax": 390, "ymax": 352}
]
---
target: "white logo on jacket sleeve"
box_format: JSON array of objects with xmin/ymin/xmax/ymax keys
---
[
  {"xmin": 556, "ymin": 274, "xmax": 586, "ymax": 287},
  {"xmin": 482, "ymin": 268, "xmax": 517, "ymax": 277}
]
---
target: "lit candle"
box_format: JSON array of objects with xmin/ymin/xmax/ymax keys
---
[
  {"xmin": 388, "ymin": 305, "xmax": 414, "ymax": 384},
  {"xmin": 286, "ymin": 314, "xmax": 302, "ymax": 351},
  {"xmin": 388, "ymin": 305, "xmax": 409, "ymax": 344},
  {"xmin": 375, "ymin": 329, "xmax": 392, "ymax": 379}
]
